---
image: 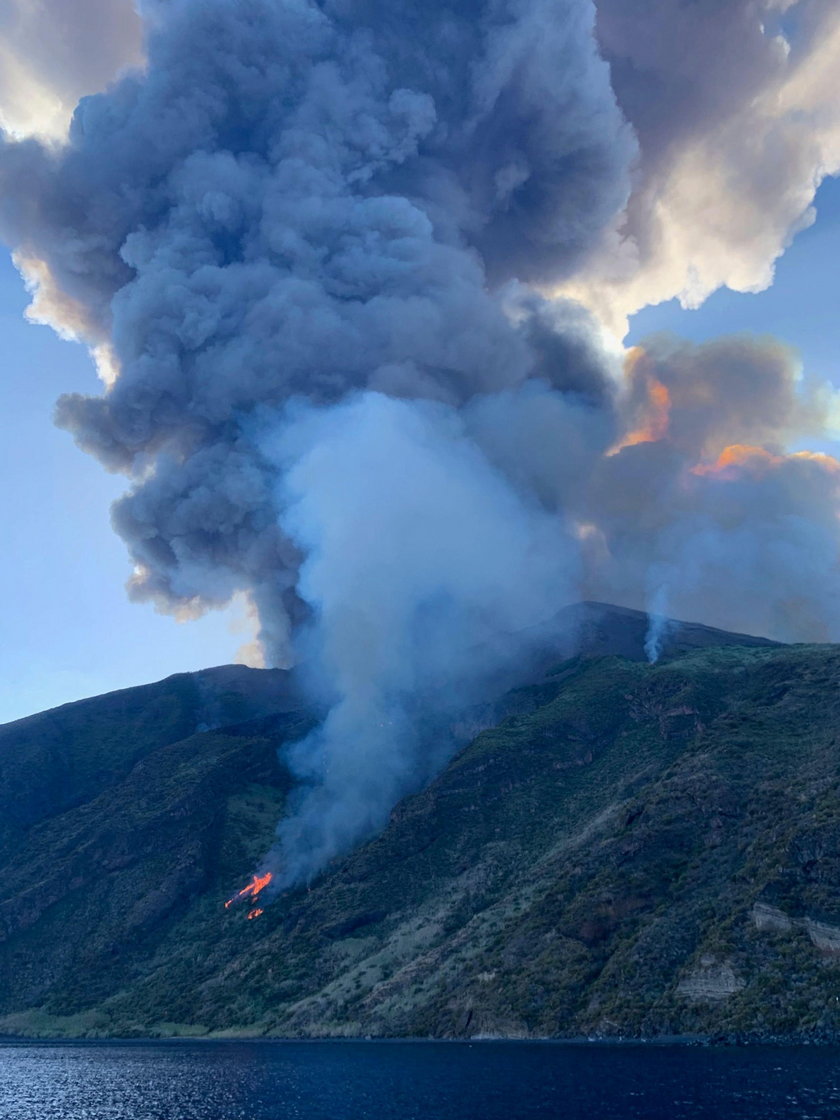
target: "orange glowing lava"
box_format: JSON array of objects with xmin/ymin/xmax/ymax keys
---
[
  {"xmin": 224, "ymin": 871, "xmax": 273, "ymax": 910},
  {"xmin": 247, "ymin": 908, "xmax": 264, "ymax": 920}
]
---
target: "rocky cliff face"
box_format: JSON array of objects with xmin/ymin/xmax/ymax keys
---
[{"xmin": 0, "ymin": 607, "xmax": 837, "ymax": 1041}]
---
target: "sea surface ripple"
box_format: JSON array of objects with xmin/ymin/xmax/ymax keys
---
[{"xmin": 1, "ymin": 1039, "xmax": 839, "ymax": 1119}]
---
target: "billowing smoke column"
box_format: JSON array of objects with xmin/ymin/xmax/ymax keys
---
[
  {"xmin": 263, "ymin": 392, "xmax": 580, "ymax": 878},
  {"xmin": 1, "ymin": 0, "xmax": 840, "ymax": 884},
  {"xmin": 0, "ymin": 0, "xmax": 632, "ymax": 655}
]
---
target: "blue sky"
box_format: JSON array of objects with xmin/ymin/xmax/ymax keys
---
[
  {"xmin": 628, "ymin": 176, "xmax": 840, "ymax": 390},
  {"xmin": 0, "ymin": 260, "xmax": 249, "ymax": 723},
  {"xmin": 0, "ymin": 177, "xmax": 838, "ymax": 725}
]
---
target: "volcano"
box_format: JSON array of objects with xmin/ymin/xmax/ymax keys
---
[{"xmin": 0, "ymin": 603, "xmax": 837, "ymax": 1043}]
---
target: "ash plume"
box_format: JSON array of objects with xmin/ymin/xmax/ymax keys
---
[{"xmin": 1, "ymin": 0, "xmax": 840, "ymax": 885}]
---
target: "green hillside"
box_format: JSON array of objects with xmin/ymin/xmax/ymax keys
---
[{"xmin": 0, "ymin": 612, "xmax": 838, "ymax": 1041}]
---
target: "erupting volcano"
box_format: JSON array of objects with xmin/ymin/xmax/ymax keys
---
[{"xmin": 1, "ymin": 0, "xmax": 839, "ymax": 894}]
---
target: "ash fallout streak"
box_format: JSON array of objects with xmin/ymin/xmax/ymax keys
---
[{"xmin": 1, "ymin": 0, "xmax": 839, "ymax": 890}]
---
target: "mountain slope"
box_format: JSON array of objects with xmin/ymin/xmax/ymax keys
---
[
  {"xmin": 0, "ymin": 609, "xmax": 837, "ymax": 1041},
  {"xmin": 0, "ymin": 664, "xmax": 302, "ymax": 845}
]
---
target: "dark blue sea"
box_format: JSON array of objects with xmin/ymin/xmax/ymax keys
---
[{"xmin": 0, "ymin": 1039, "xmax": 838, "ymax": 1119}]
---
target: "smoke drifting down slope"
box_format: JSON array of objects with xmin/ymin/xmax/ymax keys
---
[{"xmin": 1, "ymin": 0, "xmax": 840, "ymax": 883}]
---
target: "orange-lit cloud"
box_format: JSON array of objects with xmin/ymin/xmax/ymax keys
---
[
  {"xmin": 609, "ymin": 349, "xmax": 672, "ymax": 454},
  {"xmin": 692, "ymin": 444, "xmax": 783, "ymax": 478},
  {"xmin": 692, "ymin": 444, "xmax": 840, "ymax": 479}
]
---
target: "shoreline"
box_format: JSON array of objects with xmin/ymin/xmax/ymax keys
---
[{"xmin": 1, "ymin": 1032, "xmax": 839, "ymax": 1048}]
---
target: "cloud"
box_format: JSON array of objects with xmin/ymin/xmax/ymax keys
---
[
  {"xmin": 581, "ymin": 334, "xmax": 840, "ymax": 644},
  {"xmin": 563, "ymin": 0, "xmax": 840, "ymax": 333},
  {"xmin": 0, "ymin": 0, "xmax": 141, "ymax": 139},
  {"xmin": 0, "ymin": 0, "xmax": 632, "ymax": 654}
]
